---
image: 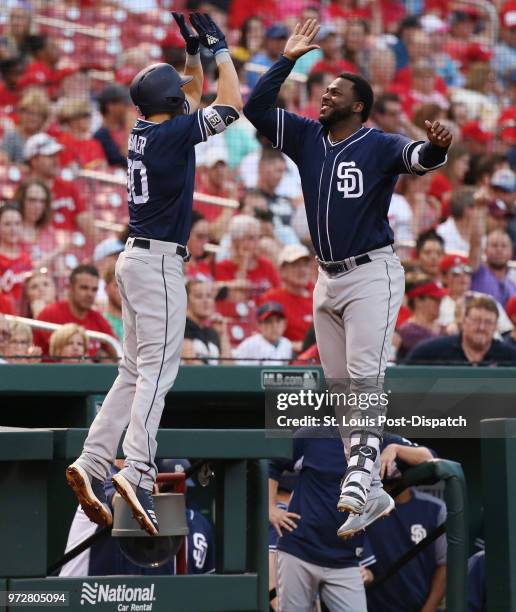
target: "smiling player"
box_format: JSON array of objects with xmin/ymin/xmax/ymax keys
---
[{"xmin": 244, "ymin": 18, "xmax": 452, "ymax": 538}]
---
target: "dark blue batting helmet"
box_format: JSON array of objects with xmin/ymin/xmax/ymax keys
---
[{"xmin": 129, "ymin": 63, "xmax": 193, "ymax": 117}]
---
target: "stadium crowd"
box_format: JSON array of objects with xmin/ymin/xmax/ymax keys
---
[{"xmin": 0, "ymin": 0, "xmax": 516, "ymax": 366}]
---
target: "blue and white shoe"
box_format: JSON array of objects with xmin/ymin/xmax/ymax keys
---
[
  {"xmin": 66, "ymin": 462, "xmax": 112, "ymax": 527},
  {"xmin": 337, "ymin": 489, "xmax": 395, "ymax": 539},
  {"xmin": 111, "ymin": 473, "xmax": 159, "ymax": 536}
]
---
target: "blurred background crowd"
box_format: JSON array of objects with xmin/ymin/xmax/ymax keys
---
[{"xmin": 1, "ymin": 0, "xmax": 516, "ymax": 365}]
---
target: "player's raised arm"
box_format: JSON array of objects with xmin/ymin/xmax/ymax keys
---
[
  {"xmin": 244, "ymin": 19, "xmax": 319, "ymax": 127},
  {"xmin": 243, "ymin": 19, "xmax": 320, "ymax": 158},
  {"xmin": 172, "ymin": 12, "xmax": 203, "ymax": 112},
  {"xmin": 189, "ymin": 13, "xmax": 242, "ymax": 115}
]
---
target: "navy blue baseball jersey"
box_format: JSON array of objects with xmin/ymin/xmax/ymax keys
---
[
  {"xmin": 269, "ymin": 430, "xmax": 426, "ymax": 568},
  {"xmin": 362, "ymin": 489, "xmax": 446, "ymax": 612},
  {"xmin": 244, "ymin": 56, "xmax": 448, "ymax": 262},
  {"xmin": 127, "ymin": 105, "xmax": 238, "ymax": 245}
]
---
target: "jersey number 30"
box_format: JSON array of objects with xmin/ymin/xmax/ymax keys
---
[{"xmin": 127, "ymin": 159, "xmax": 149, "ymax": 205}]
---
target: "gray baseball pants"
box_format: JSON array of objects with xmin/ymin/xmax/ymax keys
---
[
  {"xmin": 276, "ymin": 551, "xmax": 367, "ymax": 612},
  {"xmin": 77, "ymin": 237, "xmax": 187, "ymax": 491},
  {"xmin": 313, "ymin": 246, "xmax": 405, "ymax": 497}
]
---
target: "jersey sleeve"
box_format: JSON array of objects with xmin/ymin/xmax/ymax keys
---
[
  {"xmin": 379, "ymin": 133, "xmax": 448, "ymax": 177},
  {"xmin": 160, "ymin": 107, "xmax": 238, "ymax": 150},
  {"xmin": 244, "ymin": 56, "xmax": 318, "ymax": 163},
  {"xmin": 359, "ymin": 534, "xmax": 376, "ymax": 568}
]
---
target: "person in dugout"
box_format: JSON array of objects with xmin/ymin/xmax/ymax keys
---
[{"xmin": 268, "ymin": 427, "xmax": 436, "ymax": 611}]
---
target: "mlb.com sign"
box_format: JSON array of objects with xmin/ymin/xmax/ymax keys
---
[{"xmin": 80, "ymin": 582, "xmax": 155, "ymax": 611}]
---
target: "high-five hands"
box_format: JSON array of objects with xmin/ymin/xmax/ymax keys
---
[
  {"xmin": 283, "ymin": 19, "xmax": 320, "ymax": 61},
  {"xmin": 189, "ymin": 13, "xmax": 228, "ymax": 55},
  {"xmin": 171, "ymin": 12, "xmax": 200, "ymax": 55}
]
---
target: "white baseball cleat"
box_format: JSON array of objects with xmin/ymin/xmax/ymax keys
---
[{"xmin": 337, "ymin": 489, "xmax": 395, "ymax": 539}]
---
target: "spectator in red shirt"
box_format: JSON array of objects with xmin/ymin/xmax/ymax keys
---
[
  {"xmin": 186, "ymin": 211, "xmax": 214, "ymax": 281},
  {"xmin": 35, "ymin": 264, "xmax": 116, "ymax": 359},
  {"xmin": 23, "ymin": 132, "xmax": 96, "ymax": 241},
  {"xmin": 55, "ymin": 98, "xmax": 107, "ymax": 170},
  {"xmin": 215, "ymin": 214, "xmax": 280, "ymax": 301},
  {"xmin": 194, "ymin": 148, "xmax": 239, "ymax": 241},
  {"xmin": 0, "ymin": 204, "xmax": 32, "ymax": 313},
  {"xmin": 260, "ymin": 244, "xmax": 314, "ymax": 352},
  {"xmin": 20, "ymin": 34, "xmax": 61, "ymax": 95},
  {"xmin": 310, "ymin": 25, "xmax": 356, "ymax": 77},
  {"xmin": 300, "ymin": 71, "xmax": 333, "ymax": 120}
]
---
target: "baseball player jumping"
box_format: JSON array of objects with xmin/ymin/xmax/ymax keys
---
[
  {"xmin": 244, "ymin": 19, "xmax": 451, "ymax": 538},
  {"xmin": 66, "ymin": 13, "xmax": 242, "ymax": 536}
]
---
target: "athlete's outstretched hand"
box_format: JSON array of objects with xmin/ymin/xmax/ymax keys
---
[
  {"xmin": 172, "ymin": 12, "xmax": 200, "ymax": 55},
  {"xmin": 189, "ymin": 13, "xmax": 227, "ymax": 55},
  {"xmin": 283, "ymin": 19, "xmax": 320, "ymax": 61},
  {"xmin": 424, "ymin": 120, "xmax": 453, "ymax": 148}
]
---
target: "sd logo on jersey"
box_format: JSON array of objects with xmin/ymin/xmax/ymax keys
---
[{"xmin": 337, "ymin": 162, "xmax": 363, "ymax": 198}]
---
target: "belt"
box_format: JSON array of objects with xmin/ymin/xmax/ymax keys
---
[
  {"xmin": 318, "ymin": 253, "xmax": 372, "ymax": 275},
  {"xmin": 130, "ymin": 237, "xmax": 190, "ymax": 261}
]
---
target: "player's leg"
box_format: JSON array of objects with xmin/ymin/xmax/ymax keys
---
[
  {"xmin": 66, "ymin": 252, "xmax": 138, "ymax": 526},
  {"xmin": 313, "ymin": 270, "xmax": 349, "ymax": 379},
  {"xmin": 113, "ymin": 251, "xmax": 187, "ymax": 534},
  {"xmin": 319, "ymin": 566, "xmax": 367, "ymax": 612},
  {"xmin": 337, "ymin": 254, "xmax": 404, "ymax": 534},
  {"xmin": 276, "ymin": 551, "xmax": 321, "ymax": 612}
]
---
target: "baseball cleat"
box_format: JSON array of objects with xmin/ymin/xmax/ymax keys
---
[
  {"xmin": 112, "ymin": 473, "xmax": 159, "ymax": 536},
  {"xmin": 66, "ymin": 462, "xmax": 112, "ymax": 527},
  {"xmin": 337, "ymin": 490, "xmax": 394, "ymax": 539},
  {"xmin": 337, "ymin": 489, "xmax": 366, "ymax": 515}
]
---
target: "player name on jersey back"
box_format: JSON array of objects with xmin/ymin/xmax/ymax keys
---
[{"xmin": 128, "ymin": 134, "xmax": 147, "ymax": 155}]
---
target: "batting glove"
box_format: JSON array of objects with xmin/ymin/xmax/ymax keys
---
[
  {"xmin": 172, "ymin": 12, "xmax": 200, "ymax": 56},
  {"xmin": 189, "ymin": 13, "xmax": 227, "ymax": 56}
]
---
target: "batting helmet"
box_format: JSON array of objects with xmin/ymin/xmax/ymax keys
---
[{"xmin": 129, "ymin": 63, "xmax": 193, "ymax": 117}]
